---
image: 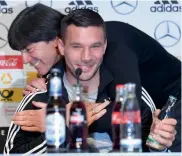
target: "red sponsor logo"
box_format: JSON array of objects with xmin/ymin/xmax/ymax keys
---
[
  {"xmin": 70, "ymin": 114, "xmax": 84, "ymax": 124},
  {"xmin": 112, "ymin": 112, "xmax": 122, "ymax": 124},
  {"xmin": 0, "ymin": 56, "xmax": 23, "ymax": 69},
  {"xmin": 121, "ymin": 110, "xmax": 141, "ymax": 124}
]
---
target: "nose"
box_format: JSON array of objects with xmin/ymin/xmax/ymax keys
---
[
  {"xmin": 22, "ymin": 52, "xmax": 31, "ymax": 64},
  {"xmin": 81, "ymin": 48, "xmax": 91, "ymax": 62}
]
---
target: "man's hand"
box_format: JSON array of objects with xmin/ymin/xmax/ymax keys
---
[
  {"xmin": 150, "ymin": 109, "xmax": 177, "ymax": 149},
  {"xmin": 13, "ymin": 100, "xmax": 110, "ymax": 132},
  {"xmin": 12, "ymin": 101, "xmax": 47, "ymax": 132},
  {"xmin": 66, "ymin": 100, "xmax": 110, "ymax": 127},
  {"xmin": 23, "ymin": 78, "xmax": 47, "ymax": 96},
  {"xmin": 85, "ymin": 100, "xmax": 110, "ymax": 126}
]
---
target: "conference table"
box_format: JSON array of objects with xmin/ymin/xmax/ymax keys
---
[{"xmin": 2, "ymin": 153, "xmax": 181, "ymax": 156}]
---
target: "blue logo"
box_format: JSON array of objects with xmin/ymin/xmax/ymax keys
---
[
  {"xmin": 111, "ymin": 0, "xmax": 138, "ymax": 15},
  {"xmin": 25, "ymin": 0, "xmax": 53, "ymax": 7},
  {"xmin": 154, "ymin": 21, "xmax": 181, "ymax": 47}
]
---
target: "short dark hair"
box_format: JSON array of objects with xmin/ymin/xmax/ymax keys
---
[
  {"xmin": 8, "ymin": 3, "xmax": 65, "ymax": 51},
  {"xmin": 61, "ymin": 9, "xmax": 106, "ymax": 40}
]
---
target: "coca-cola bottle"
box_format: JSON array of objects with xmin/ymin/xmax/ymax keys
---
[
  {"xmin": 146, "ymin": 95, "xmax": 177, "ymax": 150},
  {"xmin": 69, "ymin": 84, "xmax": 88, "ymax": 152},
  {"xmin": 120, "ymin": 83, "xmax": 142, "ymax": 152},
  {"xmin": 112, "ymin": 84, "xmax": 125, "ymax": 151}
]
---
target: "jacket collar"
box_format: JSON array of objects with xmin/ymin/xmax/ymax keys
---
[
  {"xmin": 98, "ymin": 63, "xmax": 113, "ymax": 94},
  {"xmin": 43, "ymin": 59, "xmax": 63, "ymax": 79}
]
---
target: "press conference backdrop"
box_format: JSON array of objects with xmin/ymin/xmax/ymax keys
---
[{"xmin": 0, "ymin": 0, "xmax": 181, "ymax": 152}]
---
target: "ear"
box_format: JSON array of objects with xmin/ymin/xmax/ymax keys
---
[
  {"xmin": 53, "ymin": 37, "xmax": 59, "ymax": 47},
  {"xmin": 103, "ymin": 39, "xmax": 107, "ymax": 54},
  {"xmin": 57, "ymin": 38, "xmax": 65, "ymax": 56}
]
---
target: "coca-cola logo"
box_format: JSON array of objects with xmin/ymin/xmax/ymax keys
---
[
  {"xmin": 0, "ymin": 58, "xmax": 18, "ymax": 67},
  {"xmin": 112, "ymin": 112, "xmax": 122, "ymax": 124},
  {"xmin": 70, "ymin": 114, "xmax": 84, "ymax": 124},
  {"xmin": 121, "ymin": 110, "xmax": 141, "ymax": 124},
  {"xmin": 0, "ymin": 56, "xmax": 23, "ymax": 69}
]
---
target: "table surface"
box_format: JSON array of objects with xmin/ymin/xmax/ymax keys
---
[{"xmin": 1, "ymin": 153, "xmax": 181, "ymax": 156}]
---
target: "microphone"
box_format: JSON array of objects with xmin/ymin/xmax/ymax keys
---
[{"xmin": 75, "ymin": 68, "xmax": 82, "ymax": 85}]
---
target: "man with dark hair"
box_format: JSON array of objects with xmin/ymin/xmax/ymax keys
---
[
  {"xmin": 4, "ymin": 4, "xmax": 65, "ymax": 154},
  {"xmin": 4, "ymin": 5, "xmax": 179, "ymax": 154},
  {"xmin": 8, "ymin": 3, "xmax": 64, "ymax": 76}
]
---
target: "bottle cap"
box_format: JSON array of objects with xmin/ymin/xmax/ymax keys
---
[
  {"xmin": 169, "ymin": 95, "xmax": 177, "ymax": 102},
  {"xmin": 50, "ymin": 68, "xmax": 61, "ymax": 73},
  {"xmin": 125, "ymin": 83, "xmax": 136, "ymax": 92}
]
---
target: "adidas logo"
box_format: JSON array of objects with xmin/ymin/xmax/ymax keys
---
[
  {"xmin": 64, "ymin": 0, "xmax": 98, "ymax": 14},
  {"xmin": 150, "ymin": 0, "xmax": 182, "ymax": 12},
  {"xmin": 0, "ymin": 0, "xmax": 13, "ymax": 14}
]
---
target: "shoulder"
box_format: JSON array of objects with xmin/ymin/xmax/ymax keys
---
[
  {"xmin": 105, "ymin": 21, "xmax": 137, "ymax": 42},
  {"xmin": 105, "ymin": 21, "xmax": 134, "ymax": 32}
]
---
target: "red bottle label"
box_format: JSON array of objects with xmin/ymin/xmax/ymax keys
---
[
  {"xmin": 121, "ymin": 110, "xmax": 141, "ymax": 124},
  {"xmin": 70, "ymin": 113, "xmax": 84, "ymax": 124},
  {"xmin": 112, "ymin": 112, "xmax": 122, "ymax": 124}
]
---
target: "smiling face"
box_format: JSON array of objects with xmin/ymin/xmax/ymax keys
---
[
  {"xmin": 21, "ymin": 40, "xmax": 60, "ymax": 76},
  {"xmin": 59, "ymin": 24, "xmax": 107, "ymax": 81}
]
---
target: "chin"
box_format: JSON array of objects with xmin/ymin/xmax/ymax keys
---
[
  {"xmin": 79, "ymin": 74, "xmax": 94, "ymax": 81},
  {"xmin": 38, "ymin": 70, "xmax": 47, "ymax": 76}
]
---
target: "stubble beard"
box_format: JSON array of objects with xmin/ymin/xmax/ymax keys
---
[{"xmin": 68, "ymin": 61, "xmax": 102, "ymax": 82}]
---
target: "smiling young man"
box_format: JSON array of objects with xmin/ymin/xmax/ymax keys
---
[
  {"xmin": 59, "ymin": 17, "xmax": 107, "ymax": 93},
  {"xmin": 4, "ymin": 4, "xmax": 179, "ymax": 154}
]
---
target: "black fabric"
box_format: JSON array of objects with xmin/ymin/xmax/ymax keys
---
[
  {"xmin": 105, "ymin": 21, "xmax": 181, "ymax": 109},
  {"xmin": 0, "ymin": 127, "xmax": 9, "ymax": 153},
  {"xmin": 104, "ymin": 21, "xmax": 181, "ymax": 152}
]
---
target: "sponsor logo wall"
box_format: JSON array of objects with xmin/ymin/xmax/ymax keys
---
[
  {"xmin": 111, "ymin": 0, "xmax": 138, "ymax": 15},
  {"xmin": 0, "ymin": 55, "xmax": 25, "ymax": 127},
  {"xmin": 0, "ymin": 0, "xmax": 13, "ymax": 14},
  {"xmin": 150, "ymin": 0, "xmax": 182, "ymax": 12},
  {"xmin": 0, "ymin": 0, "xmax": 181, "ymax": 151},
  {"xmin": 64, "ymin": 0, "xmax": 99, "ymax": 14}
]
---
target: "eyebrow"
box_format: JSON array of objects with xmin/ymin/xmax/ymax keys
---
[
  {"xmin": 26, "ymin": 43, "xmax": 37, "ymax": 50},
  {"xmin": 70, "ymin": 42, "xmax": 103, "ymax": 46},
  {"xmin": 91, "ymin": 42, "xmax": 103, "ymax": 46},
  {"xmin": 70, "ymin": 42, "xmax": 81, "ymax": 46}
]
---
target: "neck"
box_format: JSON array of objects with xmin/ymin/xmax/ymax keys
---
[{"xmin": 65, "ymin": 70, "xmax": 100, "ymax": 93}]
